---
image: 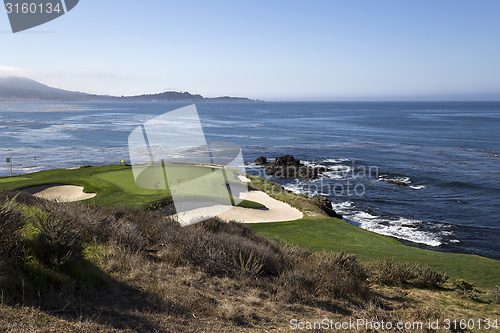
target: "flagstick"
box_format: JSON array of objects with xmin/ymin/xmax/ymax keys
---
[{"xmin": 9, "ymin": 156, "xmax": 12, "ymax": 177}]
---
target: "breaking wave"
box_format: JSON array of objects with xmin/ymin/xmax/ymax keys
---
[{"xmin": 331, "ymin": 201, "xmax": 445, "ymax": 247}]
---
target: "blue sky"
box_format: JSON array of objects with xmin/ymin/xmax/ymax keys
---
[{"xmin": 1, "ymin": 0, "xmax": 500, "ymax": 100}]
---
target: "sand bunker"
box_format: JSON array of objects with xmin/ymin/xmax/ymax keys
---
[
  {"xmin": 23, "ymin": 185, "xmax": 96, "ymax": 202},
  {"xmin": 176, "ymin": 190, "xmax": 303, "ymax": 225},
  {"xmin": 220, "ymin": 191, "xmax": 303, "ymax": 223},
  {"xmin": 237, "ymin": 175, "xmax": 251, "ymax": 182}
]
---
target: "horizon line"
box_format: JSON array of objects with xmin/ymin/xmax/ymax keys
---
[{"xmin": 2, "ymin": 75, "xmax": 500, "ymax": 103}]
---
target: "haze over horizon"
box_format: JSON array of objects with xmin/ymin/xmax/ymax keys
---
[{"xmin": 1, "ymin": 0, "xmax": 500, "ymax": 101}]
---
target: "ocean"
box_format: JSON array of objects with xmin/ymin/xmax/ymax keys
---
[{"xmin": 1, "ymin": 101, "xmax": 499, "ymax": 259}]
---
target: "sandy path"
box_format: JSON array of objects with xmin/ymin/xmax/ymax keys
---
[
  {"xmin": 176, "ymin": 190, "xmax": 303, "ymax": 225},
  {"xmin": 23, "ymin": 185, "xmax": 96, "ymax": 202}
]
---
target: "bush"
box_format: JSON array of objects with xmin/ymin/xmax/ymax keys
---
[
  {"xmin": 488, "ymin": 286, "xmax": 500, "ymax": 304},
  {"xmin": 275, "ymin": 246, "xmax": 368, "ymax": 302},
  {"xmin": 153, "ymin": 218, "xmax": 369, "ymax": 303},
  {"xmin": 453, "ymin": 278, "xmax": 475, "ymax": 292},
  {"xmin": 168, "ymin": 218, "xmax": 284, "ymax": 278},
  {"xmin": 415, "ymin": 264, "xmax": 449, "ymax": 288},
  {"xmin": 29, "ymin": 214, "xmax": 84, "ymax": 267},
  {"xmin": 1, "ymin": 192, "xmax": 371, "ymax": 311},
  {"xmin": 453, "ymin": 279, "xmax": 479, "ymax": 300},
  {"xmin": 369, "ymin": 258, "xmax": 416, "ymax": 286},
  {"xmin": 0, "ymin": 196, "xmax": 25, "ymax": 273},
  {"xmin": 369, "ymin": 258, "xmax": 448, "ymax": 288}
]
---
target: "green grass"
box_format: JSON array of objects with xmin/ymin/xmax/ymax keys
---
[
  {"xmin": 0, "ymin": 164, "xmax": 264, "ymax": 210},
  {"xmin": 0, "ymin": 165, "xmax": 164, "ymax": 209},
  {"xmin": 248, "ymin": 217, "xmax": 500, "ymax": 289}
]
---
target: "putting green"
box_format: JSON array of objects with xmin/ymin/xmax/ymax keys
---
[
  {"xmin": 93, "ymin": 169, "xmax": 170, "ymax": 196},
  {"xmin": 0, "ymin": 164, "xmax": 261, "ymax": 210}
]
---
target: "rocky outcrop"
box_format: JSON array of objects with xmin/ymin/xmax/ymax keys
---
[
  {"xmin": 274, "ymin": 155, "xmax": 301, "ymax": 167},
  {"xmin": 317, "ymin": 197, "xmax": 343, "ymax": 219},
  {"xmin": 386, "ymin": 180, "xmax": 409, "ymax": 187},
  {"xmin": 253, "ymin": 155, "xmax": 342, "ymax": 218},
  {"xmin": 254, "ymin": 157, "xmax": 267, "ymax": 165},
  {"xmin": 254, "ymin": 155, "xmax": 327, "ymax": 180}
]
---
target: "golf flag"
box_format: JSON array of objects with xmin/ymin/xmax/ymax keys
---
[
  {"xmin": 121, "ymin": 159, "xmax": 125, "ymax": 163},
  {"xmin": 6, "ymin": 157, "xmax": 11, "ymax": 163}
]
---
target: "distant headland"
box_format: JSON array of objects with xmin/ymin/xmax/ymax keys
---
[{"xmin": 0, "ymin": 76, "xmax": 262, "ymax": 102}]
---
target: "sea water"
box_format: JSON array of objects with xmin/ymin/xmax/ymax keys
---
[{"xmin": 1, "ymin": 101, "xmax": 499, "ymax": 259}]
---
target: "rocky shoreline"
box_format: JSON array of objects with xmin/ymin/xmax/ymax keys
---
[
  {"xmin": 254, "ymin": 155, "xmax": 327, "ymax": 180},
  {"xmin": 254, "ymin": 155, "xmax": 342, "ymax": 219}
]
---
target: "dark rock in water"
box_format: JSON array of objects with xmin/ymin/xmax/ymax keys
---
[
  {"xmin": 254, "ymin": 157, "xmax": 268, "ymax": 165},
  {"xmin": 275, "ymin": 155, "xmax": 301, "ymax": 167},
  {"xmin": 315, "ymin": 166, "xmax": 328, "ymax": 173},
  {"xmin": 386, "ymin": 180, "xmax": 409, "ymax": 187},
  {"xmin": 317, "ymin": 197, "xmax": 343, "ymax": 219},
  {"xmin": 264, "ymin": 154, "xmax": 326, "ymax": 179},
  {"xmin": 400, "ymin": 224, "xmax": 417, "ymax": 229},
  {"xmin": 265, "ymin": 165, "xmax": 320, "ymax": 179}
]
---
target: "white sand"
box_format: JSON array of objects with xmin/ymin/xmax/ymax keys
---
[
  {"xmin": 176, "ymin": 190, "xmax": 303, "ymax": 225},
  {"xmin": 23, "ymin": 185, "xmax": 96, "ymax": 202},
  {"xmin": 237, "ymin": 175, "xmax": 251, "ymax": 182},
  {"xmin": 221, "ymin": 191, "xmax": 303, "ymax": 223}
]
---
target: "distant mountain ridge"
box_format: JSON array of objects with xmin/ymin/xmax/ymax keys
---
[{"xmin": 0, "ymin": 77, "xmax": 260, "ymax": 102}]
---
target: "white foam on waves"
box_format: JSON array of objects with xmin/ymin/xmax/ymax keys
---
[
  {"xmin": 356, "ymin": 214, "xmax": 442, "ymax": 247},
  {"xmin": 379, "ymin": 174, "xmax": 426, "ymax": 190},
  {"xmin": 301, "ymin": 160, "xmax": 326, "ymax": 169},
  {"xmin": 331, "ymin": 201, "xmax": 442, "ymax": 247},
  {"xmin": 301, "ymin": 160, "xmax": 353, "ymax": 180},
  {"xmin": 283, "ymin": 179, "xmax": 320, "ymax": 197},
  {"xmin": 322, "ymin": 171, "xmax": 343, "ymax": 179},
  {"xmin": 328, "ymin": 165, "xmax": 352, "ymax": 172},
  {"xmin": 331, "ymin": 201, "xmax": 354, "ymax": 210},
  {"xmin": 321, "ymin": 158, "xmax": 351, "ymax": 163},
  {"xmin": 379, "ymin": 175, "xmax": 411, "ymax": 184}
]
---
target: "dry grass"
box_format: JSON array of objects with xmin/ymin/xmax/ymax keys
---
[{"xmin": 0, "ymin": 191, "xmax": 493, "ymax": 332}]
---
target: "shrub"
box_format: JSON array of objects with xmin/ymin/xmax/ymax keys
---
[
  {"xmin": 0, "ymin": 196, "xmax": 25, "ymax": 273},
  {"xmin": 453, "ymin": 279, "xmax": 479, "ymax": 300},
  {"xmin": 488, "ymin": 286, "xmax": 500, "ymax": 304},
  {"xmin": 453, "ymin": 278, "xmax": 476, "ymax": 292},
  {"xmin": 29, "ymin": 214, "xmax": 84, "ymax": 267},
  {"xmin": 233, "ymin": 250, "xmax": 263, "ymax": 277},
  {"xmin": 171, "ymin": 219, "xmax": 284, "ymax": 278},
  {"xmin": 369, "ymin": 258, "xmax": 416, "ymax": 286},
  {"xmin": 416, "ymin": 264, "xmax": 449, "ymax": 288},
  {"xmin": 369, "ymin": 258, "xmax": 448, "ymax": 288},
  {"xmin": 1, "ymin": 192, "xmax": 371, "ymax": 312},
  {"xmin": 20, "ymin": 198, "xmax": 150, "ymax": 252},
  {"xmin": 276, "ymin": 246, "xmax": 368, "ymax": 302}
]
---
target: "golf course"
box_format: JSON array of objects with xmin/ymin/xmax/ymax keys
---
[{"xmin": 1, "ymin": 164, "xmax": 498, "ymax": 289}]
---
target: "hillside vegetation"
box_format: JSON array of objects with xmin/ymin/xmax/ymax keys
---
[
  {"xmin": 1, "ymin": 166, "xmax": 499, "ymax": 331},
  {"xmin": 1, "ymin": 191, "xmax": 499, "ymax": 332}
]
